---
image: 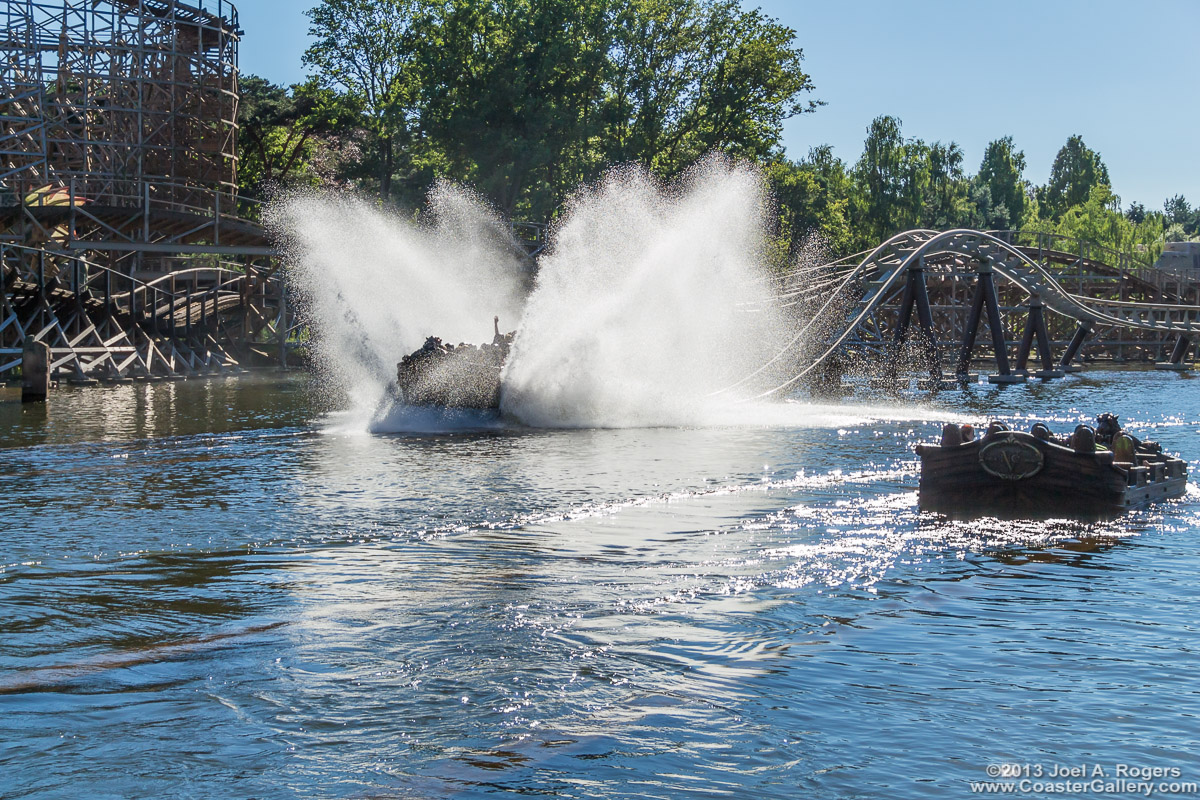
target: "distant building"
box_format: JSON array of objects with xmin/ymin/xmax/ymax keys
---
[{"xmin": 1154, "ymin": 241, "xmax": 1200, "ymax": 276}]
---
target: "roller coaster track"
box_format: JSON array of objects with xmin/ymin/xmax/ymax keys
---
[
  {"xmin": 0, "ymin": 242, "xmax": 294, "ymax": 380},
  {"xmin": 748, "ymin": 229, "xmax": 1200, "ymax": 397}
]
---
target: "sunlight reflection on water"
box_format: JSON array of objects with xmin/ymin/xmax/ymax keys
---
[{"xmin": 0, "ymin": 370, "xmax": 1197, "ymax": 798}]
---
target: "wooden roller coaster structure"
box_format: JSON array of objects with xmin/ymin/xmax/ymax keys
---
[
  {"xmin": 1, "ymin": 0, "xmax": 296, "ymax": 383},
  {"xmin": 756, "ymin": 228, "xmax": 1200, "ymax": 396},
  {"xmin": 0, "ymin": 240, "xmax": 292, "ymax": 380}
]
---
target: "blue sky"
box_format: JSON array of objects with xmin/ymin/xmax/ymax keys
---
[{"xmin": 234, "ymin": 0, "xmax": 1197, "ymax": 210}]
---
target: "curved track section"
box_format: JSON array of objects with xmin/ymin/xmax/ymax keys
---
[
  {"xmin": 750, "ymin": 229, "xmax": 1199, "ymax": 397},
  {"xmin": 0, "ymin": 242, "xmax": 292, "ymax": 379}
]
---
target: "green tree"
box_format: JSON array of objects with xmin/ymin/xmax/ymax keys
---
[
  {"xmin": 409, "ymin": 0, "xmax": 817, "ymax": 221},
  {"xmin": 304, "ymin": 0, "xmax": 422, "ymax": 201},
  {"xmin": 1164, "ymin": 194, "xmax": 1191, "ymax": 225},
  {"xmin": 238, "ymin": 76, "xmax": 359, "ymax": 197},
  {"xmin": 299, "ymin": 0, "xmax": 817, "ymax": 222},
  {"xmin": 1038, "ymin": 134, "xmax": 1110, "ymax": 220},
  {"xmin": 898, "ymin": 137, "xmax": 931, "ymax": 230},
  {"xmin": 853, "ymin": 115, "xmax": 906, "ymax": 242},
  {"xmin": 415, "ymin": 0, "xmax": 613, "ymax": 220},
  {"xmin": 923, "ymin": 141, "xmax": 971, "ymax": 229},
  {"xmin": 1025, "ymin": 183, "xmax": 1165, "ymax": 263},
  {"xmin": 603, "ymin": 0, "xmax": 817, "ymax": 178},
  {"xmin": 1163, "ymin": 195, "xmax": 1199, "ymax": 238},
  {"xmin": 976, "ymin": 136, "xmax": 1027, "ymax": 229},
  {"xmin": 849, "ymin": 117, "xmax": 968, "ymax": 240},
  {"xmin": 768, "ymin": 146, "xmax": 852, "ymax": 259}
]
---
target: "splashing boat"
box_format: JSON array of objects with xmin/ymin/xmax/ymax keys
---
[
  {"xmin": 387, "ymin": 317, "xmax": 515, "ymax": 410},
  {"xmin": 916, "ymin": 415, "xmax": 1188, "ymax": 516}
]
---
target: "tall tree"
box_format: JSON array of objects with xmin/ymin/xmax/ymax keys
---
[
  {"xmin": 898, "ymin": 137, "xmax": 930, "ymax": 230},
  {"xmin": 1039, "ymin": 134, "xmax": 1110, "ymax": 220},
  {"xmin": 769, "ymin": 145, "xmax": 852, "ymax": 259},
  {"xmin": 412, "ymin": 0, "xmax": 817, "ymax": 221},
  {"xmin": 976, "ymin": 136, "xmax": 1027, "ymax": 229},
  {"xmin": 238, "ymin": 76, "xmax": 358, "ymax": 197},
  {"xmin": 923, "ymin": 141, "xmax": 969, "ymax": 229},
  {"xmin": 415, "ymin": 0, "xmax": 613, "ymax": 220},
  {"xmin": 603, "ymin": 0, "xmax": 817, "ymax": 177},
  {"xmin": 854, "ymin": 115, "xmax": 906, "ymax": 242},
  {"xmin": 1042, "ymin": 183, "xmax": 1165, "ymax": 262},
  {"xmin": 1162, "ymin": 195, "xmax": 1199, "ymax": 241},
  {"xmin": 1164, "ymin": 194, "xmax": 1191, "ymax": 224},
  {"xmin": 304, "ymin": 0, "xmax": 421, "ymax": 201}
]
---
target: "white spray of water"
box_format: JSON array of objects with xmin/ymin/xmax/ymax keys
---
[
  {"xmin": 268, "ymin": 184, "xmax": 528, "ymax": 414},
  {"xmin": 277, "ymin": 161, "xmax": 918, "ymax": 432},
  {"xmin": 500, "ymin": 159, "xmax": 789, "ymax": 428}
]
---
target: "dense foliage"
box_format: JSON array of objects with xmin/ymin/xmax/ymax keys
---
[
  {"xmin": 239, "ymin": 0, "xmax": 1197, "ymax": 265},
  {"xmin": 279, "ymin": 0, "xmax": 815, "ymax": 221},
  {"xmin": 768, "ymin": 119, "xmax": 1186, "ymax": 265}
]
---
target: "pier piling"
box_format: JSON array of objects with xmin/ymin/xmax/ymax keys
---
[{"xmin": 21, "ymin": 340, "xmax": 50, "ymax": 403}]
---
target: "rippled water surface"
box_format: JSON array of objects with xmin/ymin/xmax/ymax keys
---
[{"xmin": 2, "ymin": 371, "xmax": 1198, "ymax": 799}]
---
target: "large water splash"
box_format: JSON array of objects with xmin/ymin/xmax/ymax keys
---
[
  {"xmin": 268, "ymin": 184, "xmax": 529, "ymax": 412},
  {"xmin": 275, "ymin": 159, "xmax": 794, "ymax": 430},
  {"xmin": 501, "ymin": 159, "xmax": 789, "ymax": 427}
]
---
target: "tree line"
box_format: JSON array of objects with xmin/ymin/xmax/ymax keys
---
[
  {"xmin": 240, "ymin": 0, "xmax": 815, "ymax": 221},
  {"xmin": 238, "ymin": 0, "xmax": 1200, "ymax": 264},
  {"xmin": 770, "ymin": 126, "xmax": 1198, "ymax": 264}
]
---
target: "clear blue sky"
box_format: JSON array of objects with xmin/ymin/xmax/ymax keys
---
[{"xmin": 234, "ymin": 0, "xmax": 1198, "ymax": 210}]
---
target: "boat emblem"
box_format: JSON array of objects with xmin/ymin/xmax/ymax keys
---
[{"xmin": 978, "ymin": 434, "xmax": 1044, "ymax": 480}]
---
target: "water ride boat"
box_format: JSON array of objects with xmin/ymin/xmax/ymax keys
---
[
  {"xmin": 386, "ymin": 317, "xmax": 514, "ymax": 410},
  {"xmin": 916, "ymin": 415, "xmax": 1189, "ymax": 516}
]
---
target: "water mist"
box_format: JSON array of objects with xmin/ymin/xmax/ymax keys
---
[
  {"xmin": 275, "ymin": 159, "xmax": 799, "ymax": 431},
  {"xmin": 268, "ymin": 184, "xmax": 529, "ymax": 420},
  {"xmin": 501, "ymin": 159, "xmax": 789, "ymax": 428}
]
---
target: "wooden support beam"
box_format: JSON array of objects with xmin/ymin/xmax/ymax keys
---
[
  {"xmin": 910, "ymin": 257, "xmax": 942, "ymax": 381},
  {"xmin": 278, "ymin": 286, "xmax": 288, "ymax": 369},
  {"xmin": 1058, "ymin": 322, "xmax": 1091, "ymax": 372},
  {"xmin": 21, "ymin": 339, "xmax": 50, "ymax": 402},
  {"xmin": 1169, "ymin": 334, "xmax": 1191, "ymax": 364},
  {"xmin": 1027, "ymin": 300, "xmax": 1064, "ymax": 378},
  {"xmin": 955, "ymin": 277, "xmax": 987, "ymax": 376},
  {"xmin": 1014, "ymin": 305, "xmax": 1037, "ymax": 373},
  {"xmin": 980, "ymin": 269, "xmax": 1013, "ymax": 376},
  {"xmin": 1155, "ymin": 335, "xmax": 1193, "ymax": 371},
  {"xmin": 891, "ymin": 269, "xmax": 916, "ymax": 345}
]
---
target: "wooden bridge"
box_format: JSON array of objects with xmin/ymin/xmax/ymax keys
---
[
  {"xmin": 754, "ymin": 229, "xmax": 1200, "ymax": 395},
  {"xmin": 0, "ymin": 241, "xmax": 294, "ymax": 382},
  {"xmin": 1, "ymin": 0, "xmax": 301, "ymax": 385}
]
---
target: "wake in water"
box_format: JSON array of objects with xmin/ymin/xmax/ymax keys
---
[{"xmin": 274, "ymin": 158, "xmax": 808, "ymax": 431}]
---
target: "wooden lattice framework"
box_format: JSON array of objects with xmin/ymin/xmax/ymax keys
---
[
  {"xmin": 0, "ymin": 1, "xmax": 296, "ymax": 384},
  {"xmin": 1, "ymin": 0, "xmax": 239, "ymax": 205}
]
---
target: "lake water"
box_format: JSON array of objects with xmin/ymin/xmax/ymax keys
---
[{"xmin": 1, "ymin": 370, "xmax": 1198, "ymax": 799}]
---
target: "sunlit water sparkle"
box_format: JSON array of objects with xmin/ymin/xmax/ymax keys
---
[{"xmin": 1, "ymin": 370, "xmax": 1198, "ymax": 799}]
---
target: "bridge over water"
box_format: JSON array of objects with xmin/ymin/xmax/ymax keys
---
[
  {"xmin": 1, "ymin": 0, "xmax": 294, "ymax": 383},
  {"xmin": 758, "ymin": 229, "xmax": 1200, "ymax": 395},
  {"xmin": 0, "ymin": 241, "xmax": 292, "ymax": 382}
]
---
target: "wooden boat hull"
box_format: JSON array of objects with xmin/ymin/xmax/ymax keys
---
[{"xmin": 916, "ymin": 431, "xmax": 1188, "ymax": 517}]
